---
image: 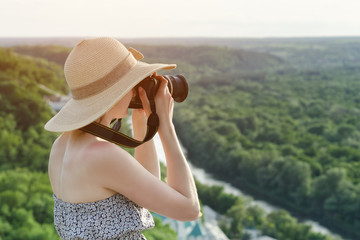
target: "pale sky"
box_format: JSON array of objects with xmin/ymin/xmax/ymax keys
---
[{"xmin": 1, "ymin": 0, "xmax": 360, "ymax": 38}]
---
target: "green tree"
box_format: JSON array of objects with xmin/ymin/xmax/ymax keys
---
[
  {"xmin": 225, "ymin": 199, "xmax": 246, "ymax": 238},
  {"xmin": 311, "ymin": 168, "xmax": 351, "ymax": 215},
  {"xmin": 243, "ymin": 205, "xmax": 266, "ymax": 229},
  {"xmin": 262, "ymin": 210, "xmax": 311, "ymax": 240},
  {"xmin": 0, "ymin": 169, "xmax": 59, "ymax": 239},
  {"xmin": 143, "ymin": 217, "xmax": 177, "ymax": 240}
]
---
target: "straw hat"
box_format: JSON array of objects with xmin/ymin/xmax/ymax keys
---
[{"xmin": 44, "ymin": 37, "xmax": 176, "ymax": 132}]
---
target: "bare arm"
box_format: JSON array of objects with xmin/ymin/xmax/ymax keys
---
[
  {"xmin": 158, "ymin": 122, "xmax": 199, "ymax": 210},
  {"xmin": 156, "ymin": 77, "xmax": 199, "ymax": 211},
  {"xmin": 132, "ymin": 108, "xmax": 160, "ymax": 179}
]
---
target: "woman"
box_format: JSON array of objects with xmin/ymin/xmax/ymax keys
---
[{"xmin": 45, "ymin": 37, "xmax": 200, "ymax": 239}]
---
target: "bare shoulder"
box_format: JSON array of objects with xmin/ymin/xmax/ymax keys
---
[
  {"xmin": 50, "ymin": 134, "xmax": 66, "ymax": 153},
  {"xmin": 48, "ymin": 133, "xmax": 68, "ymax": 192},
  {"xmin": 82, "ymin": 140, "xmax": 135, "ymax": 176},
  {"xmin": 48, "ymin": 134, "xmax": 67, "ymax": 166},
  {"xmin": 84, "ymin": 140, "xmax": 132, "ymax": 164},
  {"xmin": 83, "ymin": 140, "xmax": 141, "ymax": 196}
]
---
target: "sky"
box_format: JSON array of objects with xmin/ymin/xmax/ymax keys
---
[{"xmin": 1, "ymin": 0, "xmax": 360, "ymax": 38}]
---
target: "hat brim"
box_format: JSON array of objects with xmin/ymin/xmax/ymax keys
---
[{"xmin": 44, "ymin": 61, "xmax": 176, "ymax": 132}]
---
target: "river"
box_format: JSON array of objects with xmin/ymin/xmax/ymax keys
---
[{"xmin": 153, "ymin": 133, "xmax": 343, "ymax": 239}]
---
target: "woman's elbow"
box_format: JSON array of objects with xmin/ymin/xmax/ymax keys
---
[
  {"xmin": 181, "ymin": 202, "xmax": 201, "ymax": 221},
  {"xmin": 189, "ymin": 206, "xmax": 201, "ymax": 221}
]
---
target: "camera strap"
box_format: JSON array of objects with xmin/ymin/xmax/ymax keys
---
[{"xmin": 80, "ymin": 101, "xmax": 159, "ymax": 148}]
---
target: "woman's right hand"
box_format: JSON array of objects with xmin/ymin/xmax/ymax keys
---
[{"xmin": 153, "ymin": 73, "xmax": 174, "ymax": 132}]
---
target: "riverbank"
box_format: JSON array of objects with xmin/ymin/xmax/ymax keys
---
[
  {"xmin": 217, "ymin": 171, "xmax": 350, "ymax": 239},
  {"xmin": 154, "ymin": 133, "xmax": 344, "ymax": 240},
  {"xmin": 191, "ymin": 161, "xmax": 346, "ymax": 239}
]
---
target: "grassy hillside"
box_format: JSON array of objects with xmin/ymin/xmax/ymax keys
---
[
  {"xmin": 12, "ymin": 45, "xmax": 71, "ymax": 68},
  {"xmin": 229, "ymin": 37, "xmax": 360, "ymax": 70},
  {"xmin": 0, "ymin": 47, "xmax": 63, "ymax": 239},
  {"xmin": 12, "ymin": 43, "xmax": 287, "ymax": 82}
]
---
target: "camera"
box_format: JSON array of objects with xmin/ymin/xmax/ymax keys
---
[{"xmin": 129, "ymin": 74, "xmax": 188, "ymax": 109}]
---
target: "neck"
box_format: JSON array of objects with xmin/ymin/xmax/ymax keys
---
[{"xmin": 97, "ymin": 114, "xmax": 113, "ymax": 127}]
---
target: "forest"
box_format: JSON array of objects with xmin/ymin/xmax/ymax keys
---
[
  {"xmin": 168, "ymin": 40, "xmax": 360, "ymax": 238},
  {"xmin": 1, "ymin": 37, "xmax": 359, "ymax": 239},
  {"xmin": 130, "ymin": 39, "xmax": 360, "ymax": 239}
]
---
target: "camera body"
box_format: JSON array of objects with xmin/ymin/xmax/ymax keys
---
[{"xmin": 129, "ymin": 74, "xmax": 188, "ymax": 109}]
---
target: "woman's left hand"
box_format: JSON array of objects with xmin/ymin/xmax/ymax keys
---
[
  {"xmin": 132, "ymin": 87, "xmax": 151, "ymax": 124},
  {"xmin": 132, "ymin": 73, "xmax": 155, "ymax": 136},
  {"xmin": 131, "ymin": 74, "xmax": 160, "ymax": 179}
]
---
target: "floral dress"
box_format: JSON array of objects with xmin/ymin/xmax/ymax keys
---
[{"xmin": 53, "ymin": 193, "xmax": 154, "ymax": 240}]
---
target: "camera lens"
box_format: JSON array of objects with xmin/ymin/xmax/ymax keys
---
[
  {"xmin": 163, "ymin": 75, "xmax": 188, "ymax": 102},
  {"xmin": 128, "ymin": 74, "xmax": 188, "ymax": 109}
]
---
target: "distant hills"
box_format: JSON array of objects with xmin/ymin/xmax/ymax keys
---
[
  {"xmin": 2, "ymin": 36, "xmax": 360, "ymax": 71},
  {"xmin": 1, "ymin": 36, "xmax": 360, "ymax": 48},
  {"xmin": 10, "ymin": 43, "xmax": 286, "ymax": 84}
]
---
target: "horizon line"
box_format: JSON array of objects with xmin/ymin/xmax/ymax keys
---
[{"xmin": 1, "ymin": 35, "xmax": 360, "ymax": 39}]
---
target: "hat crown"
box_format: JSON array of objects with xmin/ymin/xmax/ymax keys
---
[{"xmin": 64, "ymin": 37, "xmax": 129, "ymax": 89}]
